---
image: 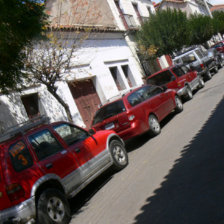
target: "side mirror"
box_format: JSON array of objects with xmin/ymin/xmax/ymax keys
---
[
  {"xmin": 171, "ymin": 76, "xmax": 176, "ymax": 81},
  {"xmin": 89, "ymin": 128, "xmax": 96, "ymax": 135}
]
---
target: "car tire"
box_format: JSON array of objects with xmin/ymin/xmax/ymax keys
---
[
  {"xmin": 148, "ymin": 114, "xmax": 161, "ymax": 136},
  {"xmin": 175, "ymin": 96, "xmax": 183, "ymax": 113},
  {"xmin": 214, "ymin": 66, "xmax": 218, "ymax": 73},
  {"xmin": 37, "ymin": 188, "xmax": 71, "ymax": 224},
  {"xmin": 198, "ymin": 77, "xmax": 205, "ymax": 89},
  {"xmin": 206, "ymin": 71, "xmax": 212, "ymax": 80},
  {"xmin": 109, "ymin": 140, "xmax": 128, "ymax": 171},
  {"xmin": 184, "ymin": 86, "xmax": 193, "ymax": 101}
]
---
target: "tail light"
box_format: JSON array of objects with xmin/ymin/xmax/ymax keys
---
[
  {"xmin": 128, "ymin": 115, "xmax": 135, "ymax": 121},
  {"xmin": 200, "ymin": 64, "xmax": 204, "ymax": 69},
  {"xmin": 6, "ymin": 183, "xmax": 25, "ymax": 201}
]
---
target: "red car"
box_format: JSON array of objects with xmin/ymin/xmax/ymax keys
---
[
  {"xmin": 0, "ymin": 116, "xmax": 128, "ymax": 223},
  {"xmin": 147, "ymin": 64, "xmax": 204, "ymax": 101},
  {"xmin": 92, "ymin": 85, "xmax": 183, "ymax": 141},
  {"xmin": 211, "ymin": 41, "xmax": 224, "ymax": 53}
]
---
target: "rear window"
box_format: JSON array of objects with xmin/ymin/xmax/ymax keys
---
[
  {"xmin": 127, "ymin": 86, "xmax": 163, "ymax": 106},
  {"xmin": 93, "ymin": 100, "xmax": 126, "ymax": 125},
  {"xmin": 147, "ymin": 70, "xmax": 174, "ymax": 86},
  {"xmin": 8, "ymin": 141, "xmax": 33, "ymax": 172}
]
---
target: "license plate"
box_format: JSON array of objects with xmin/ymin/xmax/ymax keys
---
[{"xmin": 105, "ymin": 123, "xmax": 115, "ymax": 130}]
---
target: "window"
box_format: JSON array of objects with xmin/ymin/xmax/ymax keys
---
[
  {"xmin": 172, "ymin": 67, "xmax": 186, "ymax": 77},
  {"xmin": 21, "ymin": 93, "xmax": 40, "ymax": 119},
  {"xmin": 53, "ymin": 123, "xmax": 88, "ymax": 146},
  {"xmin": 109, "ymin": 66, "xmax": 125, "ymax": 91},
  {"xmin": 28, "ymin": 129, "xmax": 63, "ymax": 161},
  {"xmin": 132, "ymin": 3, "xmax": 142, "ymax": 24},
  {"xmin": 93, "ymin": 100, "xmax": 126, "ymax": 125},
  {"xmin": 9, "ymin": 141, "xmax": 33, "ymax": 172},
  {"xmin": 127, "ymin": 86, "xmax": 162, "ymax": 107},
  {"xmin": 122, "ymin": 65, "xmax": 133, "ymax": 87},
  {"xmin": 182, "ymin": 53, "xmax": 196, "ymax": 63},
  {"xmin": 195, "ymin": 50, "xmax": 204, "ymax": 59},
  {"xmin": 147, "ymin": 70, "xmax": 175, "ymax": 86}
]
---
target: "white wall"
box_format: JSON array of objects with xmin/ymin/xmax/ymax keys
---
[{"xmin": 0, "ymin": 33, "xmax": 144, "ymax": 129}]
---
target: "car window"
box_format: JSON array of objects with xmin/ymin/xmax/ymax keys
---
[
  {"xmin": 195, "ymin": 50, "xmax": 204, "ymax": 59},
  {"xmin": 127, "ymin": 86, "xmax": 163, "ymax": 106},
  {"xmin": 93, "ymin": 100, "xmax": 126, "ymax": 125},
  {"xmin": 28, "ymin": 129, "xmax": 63, "ymax": 161},
  {"xmin": 53, "ymin": 123, "xmax": 88, "ymax": 146},
  {"xmin": 8, "ymin": 140, "xmax": 33, "ymax": 172},
  {"xmin": 147, "ymin": 70, "xmax": 175, "ymax": 86},
  {"xmin": 172, "ymin": 66, "xmax": 186, "ymax": 77},
  {"xmin": 182, "ymin": 53, "xmax": 196, "ymax": 63},
  {"xmin": 174, "ymin": 58, "xmax": 182, "ymax": 64}
]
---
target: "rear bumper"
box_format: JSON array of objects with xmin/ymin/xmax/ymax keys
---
[
  {"xmin": 117, "ymin": 120, "xmax": 146, "ymax": 140},
  {"xmin": 0, "ymin": 197, "xmax": 35, "ymax": 223}
]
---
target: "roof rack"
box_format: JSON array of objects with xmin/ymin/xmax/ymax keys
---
[{"xmin": 0, "ymin": 115, "xmax": 50, "ymax": 143}]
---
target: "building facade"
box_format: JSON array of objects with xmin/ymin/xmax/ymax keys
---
[{"xmin": 0, "ymin": 0, "xmax": 150, "ymax": 131}]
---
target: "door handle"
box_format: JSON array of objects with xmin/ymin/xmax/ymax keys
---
[
  {"xmin": 45, "ymin": 163, "xmax": 53, "ymax": 169},
  {"xmin": 75, "ymin": 148, "xmax": 81, "ymax": 153}
]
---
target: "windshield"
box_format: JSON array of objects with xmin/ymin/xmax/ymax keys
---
[{"xmin": 93, "ymin": 100, "xmax": 126, "ymax": 125}]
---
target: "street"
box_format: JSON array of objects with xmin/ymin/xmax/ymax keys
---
[{"xmin": 69, "ymin": 68, "xmax": 224, "ymax": 224}]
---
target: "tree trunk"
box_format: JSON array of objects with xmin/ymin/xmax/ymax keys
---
[{"xmin": 47, "ymin": 87, "xmax": 73, "ymax": 123}]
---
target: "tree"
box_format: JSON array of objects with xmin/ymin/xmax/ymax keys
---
[
  {"xmin": 137, "ymin": 9, "xmax": 189, "ymax": 57},
  {"xmin": 188, "ymin": 14, "xmax": 215, "ymax": 46},
  {"xmin": 0, "ymin": 0, "xmax": 47, "ymax": 93},
  {"xmin": 212, "ymin": 11, "xmax": 224, "ymax": 35}
]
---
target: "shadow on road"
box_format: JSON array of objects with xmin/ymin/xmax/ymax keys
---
[
  {"xmin": 134, "ymin": 97, "xmax": 224, "ymax": 224},
  {"xmin": 69, "ymin": 169, "xmax": 114, "ymax": 217}
]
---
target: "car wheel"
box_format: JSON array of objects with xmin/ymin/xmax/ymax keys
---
[
  {"xmin": 175, "ymin": 96, "xmax": 183, "ymax": 113},
  {"xmin": 198, "ymin": 77, "xmax": 205, "ymax": 89},
  {"xmin": 37, "ymin": 189, "xmax": 71, "ymax": 224},
  {"xmin": 148, "ymin": 114, "xmax": 161, "ymax": 136},
  {"xmin": 109, "ymin": 140, "xmax": 128, "ymax": 171},
  {"xmin": 214, "ymin": 66, "xmax": 218, "ymax": 73},
  {"xmin": 185, "ymin": 86, "xmax": 193, "ymax": 100},
  {"xmin": 206, "ymin": 71, "xmax": 212, "ymax": 80}
]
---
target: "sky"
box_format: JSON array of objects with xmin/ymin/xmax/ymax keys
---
[{"xmin": 153, "ymin": 0, "xmax": 224, "ymax": 5}]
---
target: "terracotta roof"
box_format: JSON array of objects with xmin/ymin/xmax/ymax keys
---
[
  {"xmin": 47, "ymin": 25, "xmax": 124, "ymax": 33},
  {"xmin": 210, "ymin": 4, "xmax": 224, "ymax": 12}
]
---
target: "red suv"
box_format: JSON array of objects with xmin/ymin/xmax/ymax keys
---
[
  {"xmin": 147, "ymin": 64, "xmax": 204, "ymax": 100},
  {"xmin": 92, "ymin": 85, "xmax": 183, "ymax": 140},
  {"xmin": 0, "ymin": 116, "xmax": 128, "ymax": 223}
]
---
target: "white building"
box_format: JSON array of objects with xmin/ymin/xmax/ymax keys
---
[
  {"xmin": 1, "ymin": 0, "xmax": 152, "ymax": 131},
  {"xmin": 156, "ymin": 0, "xmax": 212, "ymax": 17}
]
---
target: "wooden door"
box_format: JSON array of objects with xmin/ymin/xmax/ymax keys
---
[{"xmin": 68, "ymin": 80, "xmax": 101, "ymax": 129}]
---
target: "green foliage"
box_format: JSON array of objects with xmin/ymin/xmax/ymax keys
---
[
  {"xmin": 0, "ymin": 0, "xmax": 47, "ymax": 93},
  {"xmin": 188, "ymin": 14, "xmax": 215, "ymax": 45},
  {"xmin": 137, "ymin": 9, "xmax": 224, "ymax": 58},
  {"xmin": 213, "ymin": 11, "xmax": 224, "ymax": 34},
  {"xmin": 137, "ymin": 9, "xmax": 189, "ymax": 57}
]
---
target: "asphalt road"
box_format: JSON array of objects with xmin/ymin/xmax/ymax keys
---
[{"xmin": 69, "ymin": 68, "xmax": 224, "ymax": 224}]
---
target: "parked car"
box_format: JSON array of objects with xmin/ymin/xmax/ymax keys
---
[
  {"xmin": 211, "ymin": 41, "xmax": 224, "ymax": 53},
  {"xmin": 0, "ymin": 116, "xmax": 128, "ymax": 224},
  {"xmin": 207, "ymin": 48, "xmax": 224, "ymax": 69},
  {"xmin": 173, "ymin": 45, "xmax": 218, "ymax": 80},
  {"xmin": 147, "ymin": 64, "xmax": 204, "ymax": 100},
  {"xmin": 92, "ymin": 85, "xmax": 183, "ymax": 141}
]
